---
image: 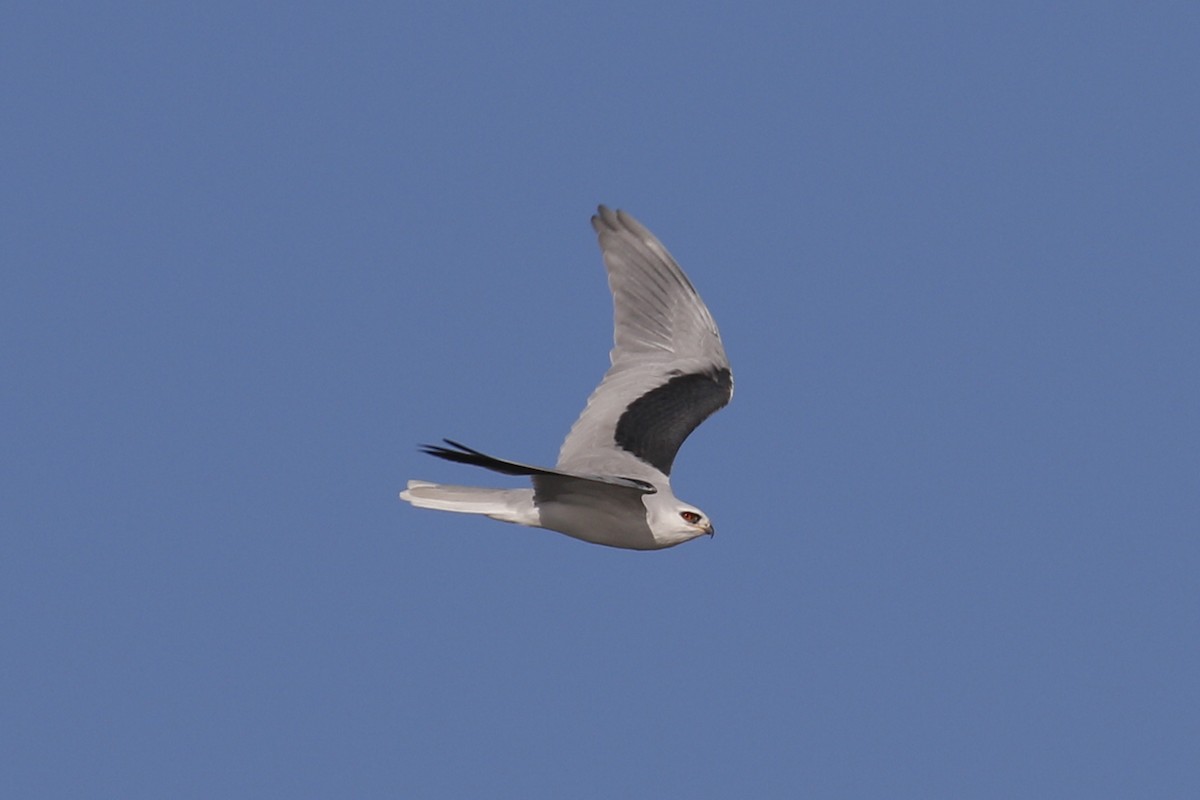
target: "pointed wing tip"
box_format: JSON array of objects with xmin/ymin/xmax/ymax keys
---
[
  {"xmin": 592, "ymin": 204, "xmax": 617, "ymax": 233},
  {"xmin": 592, "ymin": 205, "xmax": 657, "ymax": 247},
  {"xmin": 417, "ymin": 437, "xmax": 470, "ymax": 449}
]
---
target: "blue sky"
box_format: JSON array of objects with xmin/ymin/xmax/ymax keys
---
[{"xmin": 4, "ymin": 3, "xmax": 1198, "ymax": 797}]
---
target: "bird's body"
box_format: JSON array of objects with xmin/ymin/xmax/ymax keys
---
[{"xmin": 401, "ymin": 206, "xmax": 732, "ymax": 550}]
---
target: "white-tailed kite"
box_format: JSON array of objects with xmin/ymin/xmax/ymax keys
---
[{"xmin": 400, "ymin": 206, "xmax": 732, "ymax": 550}]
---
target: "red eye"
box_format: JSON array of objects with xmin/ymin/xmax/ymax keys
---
[{"xmin": 680, "ymin": 511, "xmax": 701, "ymax": 525}]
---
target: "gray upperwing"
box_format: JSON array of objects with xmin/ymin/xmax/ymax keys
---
[{"xmin": 556, "ymin": 207, "xmax": 733, "ymax": 478}]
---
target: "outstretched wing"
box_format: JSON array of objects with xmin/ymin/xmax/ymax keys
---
[
  {"xmin": 420, "ymin": 439, "xmax": 656, "ymax": 493},
  {"xmin": 556, "ymin": 207, "xmax": 733, "ymax": 480}
]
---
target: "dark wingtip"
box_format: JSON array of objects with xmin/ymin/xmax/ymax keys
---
[
  {"xmin": 416, "ymin": 438, "xmax": 538, "ymax": 476},
  {"xmin": 418, "ymin": 440, "xmax": 463, "ymax": 460}
]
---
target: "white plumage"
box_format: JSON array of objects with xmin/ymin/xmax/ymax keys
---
[{"xmin": 400, "ymin": 206, "xmax": 733, "ymax": 550}]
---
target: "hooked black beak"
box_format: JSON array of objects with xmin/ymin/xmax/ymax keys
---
[{"xmin": 705, "ymin": 523, "xmax": 715, "ymax": 538}]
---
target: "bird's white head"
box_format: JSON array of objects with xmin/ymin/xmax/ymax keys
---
[{"xmin": 645, "ymin": 493, "xmax": 715, "ymax": 547}]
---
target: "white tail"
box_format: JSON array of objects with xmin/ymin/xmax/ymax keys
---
[{"xmin": 399, "ymin": 481, "xmax": 537, "ymax": 525}]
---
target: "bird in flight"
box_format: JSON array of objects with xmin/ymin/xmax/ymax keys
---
[{"xmin": 400, "ymin": 206, "xmax": 733, "ymax": 550}]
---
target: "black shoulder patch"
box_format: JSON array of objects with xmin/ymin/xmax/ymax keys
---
[{"xmin": 613, "ymin": 367, "xmax": 732, "ymax": 475}]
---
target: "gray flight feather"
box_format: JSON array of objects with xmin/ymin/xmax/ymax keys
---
[{"xmin": 556, "ymin": 206, "xmax": 733, "ymax": 480}]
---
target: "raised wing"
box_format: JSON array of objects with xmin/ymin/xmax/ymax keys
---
[{"xmin": 556, "ymin": 207, "xmax": 732, "ymax": 479}]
